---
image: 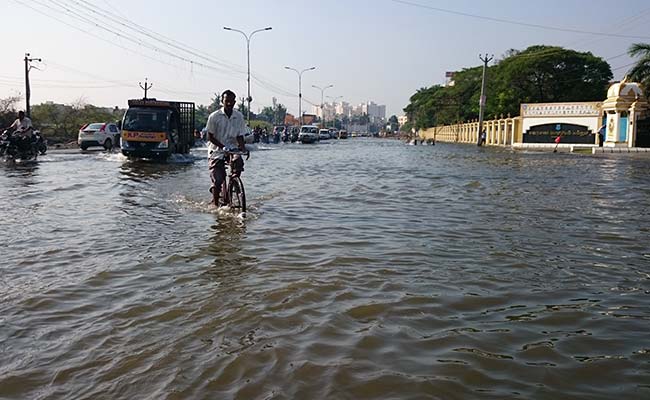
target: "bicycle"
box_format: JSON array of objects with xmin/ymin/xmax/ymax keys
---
[{"xmin": 215, "ymin": 149, "xmax": 249, "ymax": 213}]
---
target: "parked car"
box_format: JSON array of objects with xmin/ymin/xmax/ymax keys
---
[
  {"xmin": 318, "ymin": 129, "xmax": 331, "ymax": 140},
  {"xmin": 78, "ymin": 122, "xmax": 120, "ymax": 151},
  {"xmin": 299, "ymin": 125, "xmax": 319, "ymax": 144},
  {"xmin": 338, "ymin": 129, "xmax": 348, "ymax": 139}
]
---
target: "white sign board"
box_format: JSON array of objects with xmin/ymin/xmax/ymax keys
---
[{"xmin": 521, "ymin": 102, "xmax": 600, "ymax": 117}]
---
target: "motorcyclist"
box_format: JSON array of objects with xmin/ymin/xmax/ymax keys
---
[{"xmin": 5, "ymin": 111, "xmax": 34, "ymax": 151}]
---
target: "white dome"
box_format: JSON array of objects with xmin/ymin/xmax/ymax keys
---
[{"xmin": 607, "ymin": 80, "xmax": 644, "ymax": 99}]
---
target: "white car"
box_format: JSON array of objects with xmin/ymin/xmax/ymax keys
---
[
  {"xmin": 299, "ymin": 125, "xmax": 319, "ymax": 144},
  {"xmin": 318, "ymin": 129, "xmax": 331, "ymax": 140},
  {"xmin": 243, "ymin": 127, "xmax": 255, "ymax": 144},
  {"xmin": 78, "ymin": 122, "xmax": 120, "ymax": 151}
]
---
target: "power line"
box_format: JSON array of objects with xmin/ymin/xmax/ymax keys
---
[
  {"xmin": 14, "ymin": 0, "xmax": 184, "ymax": 72},
  {"xmin": 612, "ymin": 61, "xmax": 638, "ymax": 72},
  {"xmin": 65, "ymin": 0, "xmax": 316, "ymax": 104},
  {"xmin": 12, "ymin": 0, "xmax": 317, "ymax": 110},
  {"xmin": 564, "ymin": 7, "xmax": 650, "ymax": 50},
  {"xmin": 392, "ymin": 0, "xmax": 650, "ymax": 40},
  {"xmin": 66, "ymin": 0, "xmax": 246, "ymax": 75},
  {"xmin": 42, "ymin": 0, "xmax": 232, "ymax": 76}
]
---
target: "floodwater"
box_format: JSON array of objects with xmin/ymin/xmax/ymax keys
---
[{"xmin": 1, "ymin": 139, "xmax": 649, "ymax": 399}]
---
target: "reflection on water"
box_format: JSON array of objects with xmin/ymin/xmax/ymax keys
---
[{"xmin": 1, "ymin": 140, "xmax": 650, "ymax": 399}]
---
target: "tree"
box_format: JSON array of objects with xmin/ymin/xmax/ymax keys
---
[
  {"xmin": 403, "ymin": 45, "xmax": 613, "ymax": 129},
  {"xmin": 259, "ymin": 106, "xmax": 275, "ymax": 123},
  {"xmin": 492, "ymin": 45, "xmax": 612, "ymax": 116},
  {"xmin": 195, "ymin": 93, "xmax": 223, "ymax": 129},
  {"xmin": 388, "ymin": 115, "xmax": 399, "ymax": 132},
  {"xmin": 273, "ymin": 103, "xmax": 287, "ymax": 126},
  {"xmin": 237, "ymin": 97, "xmax": 256, "ymax": 120},
  {"xmin": 31, "ymin": 102, "xmax": 116, "ymax": 141},
  {"xmin": 208, "ymin": 92, "xmax": 222, "ymax": 112},
  {"xmin": 350, "ymin": 113, "xmax": 370, "ymax": 125},
  {"xmin": 627, "ymin": 43, "xmax": 650, "ymax": 98},
  {"xmin": 195, "ymin": 104, "xmax": 210, "ymax": 130},
  {"xmin": 0, "ymin": 94, "xmax": 22, "ymax": 127}
]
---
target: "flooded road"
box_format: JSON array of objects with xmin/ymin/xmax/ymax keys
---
[{"xmin": 1, "ymin": 139, "xmax": 650, "ymax": 399}]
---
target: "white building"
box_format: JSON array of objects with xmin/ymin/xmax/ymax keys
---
[
  {"xmin": 349, "ymin": 101, "xmax": 386, "ymax": 121},
  {"xmin": 366, "ymin": 102, "xmax": 386, "ymax": 122}
]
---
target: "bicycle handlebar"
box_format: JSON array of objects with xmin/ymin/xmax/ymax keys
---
[{"xmin": 224, "ymin": 148, "xmax": 250, "ymax": 160}]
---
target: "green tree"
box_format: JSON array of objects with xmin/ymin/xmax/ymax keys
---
[
  {"xmin": 0, "ymin": 94, "xmax": 22, "ymax": 127},
  {"xmin": 627, "ymin": 43, "xmax": 650, "ymax": 97},
  {"xmin": 195, "ymin": 93, "xmax": 223, "ymax": 129},
  {"xmin": 403, "ymin": 45, "xmax": 613, "ymax": 129},
  {"xmin": 273, "ymin": 103, "xmax": 287, "ymax": 125},
  {"xmin": 31, "ymin": 101, "xmax": 116, "ymax": 142},
  {"xmin": 249, "ymin": 120, "xmax": 271, "ymax": 132},
  {"xmin": 492, "ymin": 45, "xmax": 612, "ymax": 116},
  {"xmin": 388, "ymin": 115, "xmax": 399, "ymax": 132},
  {"xmin": 208, "ymin": 93, "xmax": 222, "ymax": 112},
  {"xmin": 195, "ymin": 104, "xmax": 210, "ymax": 130},
  {"xmin": 259, "ymin": 106, "xmax": 275, "ymax": 123},
  {"xmin": 350, "ymin": 113, "xmax": 370, "ymax": 125}
]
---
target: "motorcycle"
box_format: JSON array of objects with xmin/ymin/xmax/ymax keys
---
[
  {"xmin": 0, "ymin": 129, "xmax": 39, "ymax": 163},
  {"xmin": 33, "ymin": 130, "xmax": 47, "ymax": 155}
]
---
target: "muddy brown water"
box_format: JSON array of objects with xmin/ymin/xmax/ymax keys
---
[{"xmin": 1, "ymin": 139, "xmax": 650, "ymax": 399}]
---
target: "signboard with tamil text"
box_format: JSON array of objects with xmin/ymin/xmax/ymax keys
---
[
  {"xmin": 521, "ymin": 102, "xmax": 600, "ymax": 118},
  {"xmin": 523, "ymin": 123, "xmax": 595, "ymax": 144}
]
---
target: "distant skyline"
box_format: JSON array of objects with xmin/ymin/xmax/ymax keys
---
[{"xmin": 2, "ymin": 0, "xmax": 649, "ymax": 119}]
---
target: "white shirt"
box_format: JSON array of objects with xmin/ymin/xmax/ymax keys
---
[
  {"xmin": 10, "ymin": 117, "xmax": 33, "ymax": 136},
  {"xmin": 206, "ymin": 108, "xmax": 247, "ymax": 160}
]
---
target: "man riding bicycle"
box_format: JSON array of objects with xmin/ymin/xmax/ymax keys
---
[{"xmin": 206, "ymin": 90, "xmax": 249, "ymax": 206}]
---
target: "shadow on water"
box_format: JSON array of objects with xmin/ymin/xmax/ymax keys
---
[
  {"xmin": 202, "ymin": 218, "xmax": 257, "ymax": 285},
  {"xmin": 119, "ymin": 158, "xmax": 194, "ymax": 181},
  {"xmin": 1, "ymin": 161, "xmax": 40, "ymax": 181}
]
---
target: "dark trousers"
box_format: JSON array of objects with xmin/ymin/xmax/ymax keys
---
[{"xmin": 209, "ymin": 155, "xmax": 244, "ymax": 194}]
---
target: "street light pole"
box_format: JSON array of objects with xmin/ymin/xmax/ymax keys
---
[
  {"xmin": 312, "ymin": 84, "xmax": 333, "ymax": 127},
  {"xmin": 224, "ymin": 26, "xmax": 272, "ymax": 125},
  {"xmin": 285, "ymin": 66, "xmax": 316, "ymax": 125}
]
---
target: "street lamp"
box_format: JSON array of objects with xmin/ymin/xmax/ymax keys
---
[
  {"xmin": 312, "ymin": 84, "xmax": 333, "ymax": 127},
  {"xmin": 223, "ymin": 26, "xmax": 272, "ymax": 125},
  {"xmin": 285, "ymin": 66, "xmax": 316, "ymax": 125},
  {"xmin": 327, "ymin": 95, "xmax": 343, "ymax": 128}
]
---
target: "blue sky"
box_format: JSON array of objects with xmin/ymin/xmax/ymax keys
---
[{"xmin": 2, "ymin": 0, "xmax": 649, "ymax": 118}]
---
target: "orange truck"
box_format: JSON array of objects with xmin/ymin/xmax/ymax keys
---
[{"xmin": 120, "ymin": 98, "xmax": 195, "ymax": 159}]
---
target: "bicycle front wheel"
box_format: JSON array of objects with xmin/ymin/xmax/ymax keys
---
[{"xmin": 228, "ymin": 176, "xmax": 246, "ymax": 213}]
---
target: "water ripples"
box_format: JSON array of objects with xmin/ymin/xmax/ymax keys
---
[{"xmin": 1, "ymin": 140, "xmax": 650, "ymax": 399}]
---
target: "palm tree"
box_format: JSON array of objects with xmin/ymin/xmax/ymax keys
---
[{"xmin": 628, "ymin": 43, "xmax": 650, "ymax": 96}]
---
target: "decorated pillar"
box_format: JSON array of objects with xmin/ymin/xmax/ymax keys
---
[
  {"xmin": 628, "ymin": 98, "xmax": 649, "ymax": 147},
  {"xmin": 601, "ymin": 78, "xmax": 648, "ymax": 148}
]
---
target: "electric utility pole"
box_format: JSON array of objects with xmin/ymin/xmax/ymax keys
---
[
  {"xmin": 24, "ymin": 53, "xmax": 42, "ymax": 118},
  {"xmin": 139, "ymin": 78, "xmax": 153, "ymax": 99},
  {"xmin": 477, "ymin": 53, "xmax": 493, "ymax": 146}
]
